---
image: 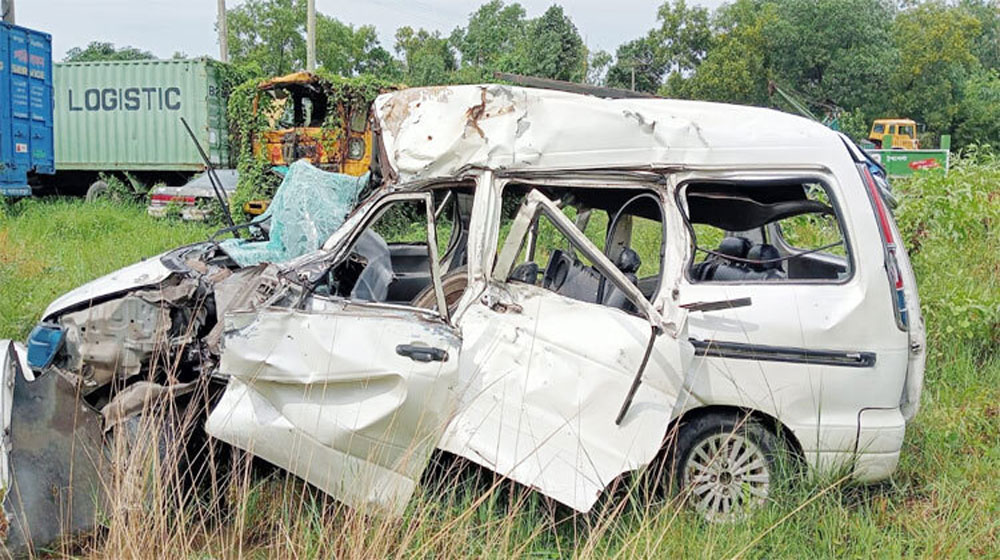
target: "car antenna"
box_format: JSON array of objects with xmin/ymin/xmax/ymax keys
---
[{"xmin": 179, "ymin": 117, "xmax": 240, "ymax": 237}]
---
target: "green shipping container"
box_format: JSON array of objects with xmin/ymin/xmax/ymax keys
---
[{"xmin": 53, "ymin": 58, "xmax": 229, "ymax": 172}]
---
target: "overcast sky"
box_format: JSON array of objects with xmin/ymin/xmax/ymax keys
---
[{"xmin": 17, "ymin": 0, "xmax": 728, "ymax": 62}]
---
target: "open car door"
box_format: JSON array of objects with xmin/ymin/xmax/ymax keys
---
[
  {"xmin": 207, "ymin": 192, "xmax": 460, "ymax": 516},
  {"xmin": 440, "ymin": 189, "xmax": 693, "ymax": 512}
]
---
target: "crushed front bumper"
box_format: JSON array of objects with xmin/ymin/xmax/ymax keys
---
[{"xmin": 1, "ymin": 340, "xmax": 107, "ymax": 555}]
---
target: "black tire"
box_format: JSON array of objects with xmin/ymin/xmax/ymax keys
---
[
  {"xmin": 85, "ymin": 180, "xmax": 109, "ymax": 202},
  {"xmin": 669, "ymin": 412, "xmax": 790, "ymax": 521}
]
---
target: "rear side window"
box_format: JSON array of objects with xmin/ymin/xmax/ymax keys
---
[{"xmin": 682, "ymin": 180, "xmax": 852, "ymax": 283}]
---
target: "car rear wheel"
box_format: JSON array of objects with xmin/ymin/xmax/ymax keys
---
[{"xmin": 671, "ymin": 412, "xmax": 788, "ymax": 521}]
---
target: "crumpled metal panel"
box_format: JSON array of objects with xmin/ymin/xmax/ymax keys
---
[
  {"xmin": 41, "ymin": 256, "xmax": 174, "ymax": 321},
  {"xmin": 59, "ymin": 295, "xmax": 173, "ymax": 387},
  {"xmin": 206, "ymin": 306, "xmax": 461, "ymax": 516},
  {"xmin": 373, "ymin": 85, "xmax": 837, "ymax": 184},
  {"xmin": 440, "ymin": 282, "xmax": 692, "ymax": 513},
  {"xmin": 3, "ymin": 369, "xmax": 106, "ymax": 555}
]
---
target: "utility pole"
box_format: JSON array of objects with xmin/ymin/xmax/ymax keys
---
[
  {"xmin": 306, "ymin": 0, "xmax": 316, "ymax": 72},
  {"xmin": 217, "ymin": 0, "xmax": 228, "ymax": 63},
  {"xmin": 2, "ymin": 0, "xmax": 15, "ymax": 24}
]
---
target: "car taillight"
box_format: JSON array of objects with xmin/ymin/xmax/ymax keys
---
[
  {"xmin": 860, "ymin": 165, "xmax": 909, "ymax": 330},
  {"xmin": 151, "ymin": 194, "xmax": 196, "ymax": 205}
]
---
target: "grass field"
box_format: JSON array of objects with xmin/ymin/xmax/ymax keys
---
[{"xmin": 0, "ymin": 152, "xmax": 997, "ymax": 558}]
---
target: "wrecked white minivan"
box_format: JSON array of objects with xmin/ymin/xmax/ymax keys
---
[{"xmin": 0, "ymin": 84, "xmax": 925, "ymax": 549}]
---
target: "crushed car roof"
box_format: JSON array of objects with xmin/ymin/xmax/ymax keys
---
[{"xmin": 373, "ymin": 84, "xmax": 844, "ymax": 184}]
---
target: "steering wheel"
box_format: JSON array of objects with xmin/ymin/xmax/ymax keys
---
[{"xmin": 600, "ymin": 193, "xmax": 663, "ymax": 300}]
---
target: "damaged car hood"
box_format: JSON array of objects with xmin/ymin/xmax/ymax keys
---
[{"xmin": 42, "ymin": 254, "xmax": 175, "ymax": 320}]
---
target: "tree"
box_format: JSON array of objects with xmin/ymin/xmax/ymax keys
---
[
  {"xmin": 64, "ymin": 42, "xmax": 155, "ymax": 62},
  {"xmin": 316, "ymin": 18, "xmax": 401, "ymax": 78},
  {"xmin": 606, "ymin": 37, "xmax": 667, "ymax": 93},
  {"xmin": 394, "ymin": 27, "xmax": 457, "ymax": 86},
  {"xmin": 226, "ymin": 0, "xmax": 394, "ymax": 78},
  {"xmin": 504, "ymin": 5, "xmax": 586, "ymax": 82},
  {"xmin": 451, "ymin": 1, "xmax": 527, "ymax": 69},
  {"xmin": 767, "ymin": 0, "xmax": 896, "ymax": 117},
  {"xmin": 954, "ymin": 68, "xmax": 1000, "ymax": 146},
  {"xmin": 227, "ymin": 0, "xmax": 306, "ymax": 76},
  {"xmin": 891, "ymin": 1, "xmax": 981, "ymax": 135},
  {"xmin": 960, "ymin": 0, "xmax": 1000, "ymax": 71},
  {"xmin": 586, "ymin": 50, "xmax": 613, "ymax": 86},
  {"xmin": 666, "ymin": 0, "xmax": 777, "ymax": 104},
  {"xmin": 605, "ymin": 0, "xmax": 711, "ymax": 93},
  {"xmin": 653, "ymin": 0, "xmax": 712, "ymax": 77}
]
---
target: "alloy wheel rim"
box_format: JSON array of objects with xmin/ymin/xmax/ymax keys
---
[{"xmin": 683, "ymin": 432, "xmax": 770, "ymax": 521}]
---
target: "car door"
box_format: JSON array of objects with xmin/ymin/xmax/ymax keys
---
[
  {"xmin": 206, "ymin": 192, "xmax": 460, "ymax": 516},
  {"xmin": 439, "ymin": 189, "xmax": 693, "ymax": 513}
]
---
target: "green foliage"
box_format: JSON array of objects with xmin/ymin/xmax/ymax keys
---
[
  {"xmin": 450, "ymin": 0, "xmax": 527, "ymax": 70},
  {"xmin": 838, "ymin": 107, "xmax": 872, "ymax": 140},
  {"xmin": 394, "ymin": 27, "xmax": 458, "ymax": 86},
  {"xmin": 63, "ymin": 41, "xmax": 156, "ymax": 63},
  {"xmin": 503, "ymin": 5, "xmax": 586, "ymax": 82},
  {"xmin": 226, "ymin": 0, "xmax": 396, "ymax": 78},
  {"xmin": 0, "ymin": 199, "xmax": 212, "ymax": 339},
  {"xmin": 607, "ymin": 0, "xmax": 711, "ymax": 93},
  {"xmin": 769, "ymin": 0, "xmax": 896, "ymax": 114},
  {"xmin": 608, "ymin": 36, "xmax": 667, "ymax": 93},
  {"xmin": 894, "ymin": 147, "xmax": 1000, "ymax": 357},
  {"xmin": 586, "ymin": 50, "xmax": 613, "ymax": 86},
  {"xmin": 96, "ymin": 172, "xmax": 146, "ymax": 204},
  {"xmin": 226, "ymin": 0, "xmax": 305, "ymax": 76},
  {"xmin": 227, "ymin": 78, "xmax": 280, "ymax": 217},
  {"xmin": 891, "ymin": 1, "xmax": 982, "ymax": 137},
  {"xmin": 656, "ymin": 0, "xmax": 713, "ymax": 76},
  {"xmin": 665, "ymin": 0, "xmax": 777, "ymax": 104},
  {"xmin": 954, "ymin": 68, "xmax": 1000, "ymax": 147}
]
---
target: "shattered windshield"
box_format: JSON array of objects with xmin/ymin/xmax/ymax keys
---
[{"xmin": 219, "ymin": 160, "xmax": 368, "ymax": 267}]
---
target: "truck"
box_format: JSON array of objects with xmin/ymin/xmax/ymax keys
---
[
  {"xmin": 0, "ymin": 21, "xmax": 54, "ymax": 196},
  {"xmin": 868, "ymin": 118, "xmax": 919, "ymax": 149},
  {"xmin": 40, "ymin": 58, "xmax": 230, "ymax": 198}
]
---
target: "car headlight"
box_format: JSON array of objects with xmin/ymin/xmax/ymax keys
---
[{"xmin": 26, "ymin": 323, "xmax": 64, "ymax": 370}]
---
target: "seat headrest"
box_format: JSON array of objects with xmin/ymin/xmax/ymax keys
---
[
  {"xmin": 615, "ymin": 247, "xmax": 642, "ymax": 274},
  {"xmin": 717, "ymin": 237, "xmax": 751, "ymax": 259},
  {"xmin": 747, "ymin": 244, "xmax": 781, "ymax": 271}
]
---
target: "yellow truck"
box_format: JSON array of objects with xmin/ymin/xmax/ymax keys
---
[
  {"xmin": 868, "ymin": 118, "xmax": 920, "ymax": 149},
  {"xmin": 253, "ymin": 72, "xmax": 374, "ymax": 177}
]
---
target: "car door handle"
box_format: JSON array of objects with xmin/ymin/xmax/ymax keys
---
[{"xmin": 396, "ymin": 344, "xmax": 449, "ymax": 363}]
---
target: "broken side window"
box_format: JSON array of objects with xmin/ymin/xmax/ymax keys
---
[
  {"xmin": 320, "ymin": 196, "xmax": 443, "ymax": 312},
  {"xmin": 496, "ymin": 184, "xmax": 666, "ymax": 313},
  {"xmin": 683, "ymin": 180, "xmax": 852, "ymax": 283}
]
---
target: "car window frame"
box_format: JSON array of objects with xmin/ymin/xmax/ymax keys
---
[
  {"xmin": 676, "ymin": 174, "xmax": 857, "ymax": 287},
  {"xmin": 493, "ymin": 189, "xmax": 665, "ymax": 327},
  {"xmin": 494, "ymin": 182, "xmax": 669, "ymax": 304},
  {"xmin": 310, "ymin": 190, "xmax": 452, "ymax": 322}
]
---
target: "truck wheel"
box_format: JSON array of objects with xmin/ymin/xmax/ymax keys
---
[
  {"xmin": 670, "ymin": 412, "xmax": 789, "ymax": 521},
  {"xmin": 85, "ymin": 180, "xmax": 109, "ymax": 202}
]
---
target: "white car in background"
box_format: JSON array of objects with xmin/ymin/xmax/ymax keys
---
[
  {"xmin": 2, "ymin": 84, "xmax": 925, "ymax": 552},
  {"xmin": 147, "ymin": 169, "xmax": 239, "ymax": 221}
]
